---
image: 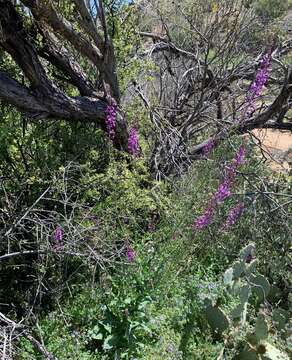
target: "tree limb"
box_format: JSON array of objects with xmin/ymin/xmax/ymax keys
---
[
  {"xmin": 21, "ymin": 0, "xmax": 120, "ymax": 100},
  {"xmin": 38, "ymin": 27, "xmax": 96, "ymax": 97},
  {"xmin": 72, "ymin": 0, "xmax": 103, "ymax": 48},
  {"xmin": 0, "ymin": 0, "xmax": 56, "ymax": 95},
  {"xmin": 0, "ymin": 72, "xmax": 48, "ymax": 116},
  {"xmin": 189, "ymin": 67, "xmax": 292, "ymax": 157},
  {"xmin": 0, "ymin": 1, "xmax": 127, "ymax": 148},
  {"xmin": 26, "ymin": 335, "xmax": 58, "ymax": 360}
]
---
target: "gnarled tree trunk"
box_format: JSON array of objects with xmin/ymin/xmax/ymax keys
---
[{"xmin": 0, "ymin": 0, "xmax": 128, "ymax": 150}]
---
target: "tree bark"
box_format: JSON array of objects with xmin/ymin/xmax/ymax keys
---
[{"xmin": 0, "ymin": 0, "xmax": 127, "ymax": 149}]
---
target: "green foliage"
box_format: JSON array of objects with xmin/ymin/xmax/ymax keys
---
[
  {"xmin": 18, "ymin": 288, "xmax": 104, "ymax": 359},
  {"xmin": 6, "ymin": 135, "xmax": 289, "ymax": 359},
  {"xmin": 253, "ymin": 0, "xmax": 290, "ymax": 21},
  {"xmin": 108, "ymin": 4, "xmax": 156, "ymax": 92},
  {"xmin": 1, "ymin": 1, "xmax": 291, "ymax": 358}
]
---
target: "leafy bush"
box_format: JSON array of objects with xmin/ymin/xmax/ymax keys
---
[
  {"xmin": 16, "ymin": 138, "xmax": 291, "ymax": 359},
  {"xmin": 253, "ymin": 0, "xmax": 290, "ymax": 21}
]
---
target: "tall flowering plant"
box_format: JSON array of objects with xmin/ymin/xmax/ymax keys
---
[
  {"xmin": 104, "ymin": 103, "xmax": 140, "ymax": 157},
  {"xmin": 223, "ymin": 202, "xmax": 245, "ymax": 229},
  {"xmin": 128, "ymin": 127, "xmax": 139, "ymax": 156},
  {"xmin": 194, "ymin": 50, "xmax": 272, "ymax": 230},
  {"xmin": 53, "ymin": 225, "xmax": 63, "ymax": 251},
  {"xmin": 202, "ymin": 50, "xmax": 272, "ymax": 156},
  {"xmin": 193, "ymin": 146, "xmax": 245, "ymax": 230},
  {"xmin": 124, "ymin": 239, "xmax": 136, "ymax": 263},
  {"xmin": 105, "ymin": 103, "xmax": 117, "ymax": 140},
  {"xmin": 242, "ymin": 50, "xmax": 272, "ymax": 121}
]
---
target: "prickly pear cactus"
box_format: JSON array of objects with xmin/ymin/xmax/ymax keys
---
[
  {"xmin": 204, "ymin": 305, "xmax": 230, "ymax": 335},
  {"xmin": 255, "ymin": 313, "xmax": 268, "ymax": 342},
  {"xmin": 272, "ymin": 308, "xmax": 288, "ymax": 332},
  {"xmin": 239, "ymin": 243, "xmax": 255, "ymax": 262},
  {"xmin": 237, "ymin": 341, "xmax": 289, "ymax": 360},
  {"xmin": 245, "ymin": 259, "xmax": 258, "ymax": 275},
  {"xmin": 211, "ymin": 244, "xmax": 291, "ymax": 360},
  {"xmin": 230, "ymin": 284, "xmax": 250, "ymax": 323},
  {"xmin": 223, "ymin": 244, "xmax": 258, "ymax": 323},
  {"xmin": 250, "ymin": 274, "xmax": 270, "ymax": 302}
]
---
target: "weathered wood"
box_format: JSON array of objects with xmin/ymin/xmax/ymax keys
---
[
  {"xmin": 0, "ymin": 0, "xmax": 127, "ymax": 149},
  {"xmin": 22, "ymin": 0, "xmax": 120, "ymax": 100}
]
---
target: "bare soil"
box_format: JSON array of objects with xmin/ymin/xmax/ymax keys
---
[{"xmin": 253, "ymin": 129, "xmax": 292, "ymax": 172}]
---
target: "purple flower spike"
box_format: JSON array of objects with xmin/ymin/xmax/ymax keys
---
[
  {"xmin": 53, "ymin": 226, "xmax": 63, "ymax": 251},
  {"xmin": 226, "ymin": 145, "xmax": 246, "ymax": 182},
  {"xmin": 54, "ymin": 226, "xmax": 63, "ymax": 241},
  {"xmin": 249, "ymin": 52, "xmax": 271, "ymax": 99},
  {"xmin": 214, "ymin": 181, "xmax": 231, "ymax": 204},
  {"xmin": 234, "ymin": 145, "xmax": 245, "ymax": 167},
  {"xmin": 194, "ymin": 206, "xmax": 214, "ymax": 230},
  {"xmin": 126, "ymin": 247, "xmax": 136, "ymax": 262},
  {"xmin": 242, "ymin": 50, "xmax": 272, "ymax": 121},
  {"xmin": 202, "ymin": 138, "xmax": 215, "ymax": 156},
  {"xmin": 193, "ymin": 143, "xmax": 246, "ymax": 231},
  {"xmin": 128, "ymin": 127, "xmax": 139, "ymax": 156},
  {"xmin": 224, "ymin": 202, "xmax": 245, "ymax": 229},
  {"xmin": 105, "ymin": 104, "xmax": 117, "ymax": 140}
]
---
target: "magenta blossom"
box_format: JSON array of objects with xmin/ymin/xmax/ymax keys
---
[
  {"xmin": 128, "ymin": 127, "xmax": 139, "ymax": 156},
  {"xmin": 126, "ymin": 247, "xmax": 136, "ymax": 262},
  {"xmin": 249, "ymin": 52, "xmax": 271, "ymax": 98},
  {"xmin": 226, "ymin": 145, "xmax": 246, "ymax": 182},
  {"xmin": 234, "ymin": 145, "xmax": 246, "ymax": 167},
  {"xmin": 193, "ymin": 206, "xmax": 215, "ymax": 230},
  {"xmin": 105, "ymin": 103, "xmax": 117, "ymax": 140},
  {"xmin": 194, "ymin": 145, "xmax": 246, "ymax": 231},
  {"xmin": 53, "ymin": 226, "xmax": 63, "ymax": 251},
  {"xmin": 243, "ymin": 51, "xmax": 272, "ymax": 120},
  {"xmin": 193, "ymin": 52, "xmax": 271, "ymax": 231},
  {"xmin": 54, "ymin": 226, "xmax": 63, "ymax": 241},
  {"xmin": 223, "ymin": 202, "xmax": 245, "ymax": 229},
  {"xmin": 202, "ymin": 138, "xmax": 215, "ymax": 156},
  {"xmin": 213, "ymin": 181, "xmax": 231, "ymax": 204}
]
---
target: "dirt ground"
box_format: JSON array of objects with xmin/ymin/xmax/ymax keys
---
[{"xmin": 253, "ymin": 129, "xmax": 292, "ymax": 172}]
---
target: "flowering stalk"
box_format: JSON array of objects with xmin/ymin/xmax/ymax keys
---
[
  {"xmin": 194, "ymin": 51, "xmax": 271, "ymax": 231},
  {"xmin": 202, "ymin": 138, "xmax": 215, "ymax": 156},
  {"xmin": 223, "ymin": 202, "xmax": 245, "ymax": 229},
  {"xmin": 105, "ymin": 103, "xmax": 117, "ymax": 140},
  {"xmin": 225, "ymin": 145, "xmax": 246, "ymax": 183},
  {"xmin": 242, "ymin": 50, "xmax": 272, "ymax": 121},
  {"xmin": 53, "ymin": 226, "xmax": 63, "ymax": 251},
  {"xmin": 203, "ymin": 50, "xmax": 271, "ymax": 157},
  {"xmin": 193, "ymin": 146, "xmax": 245, "ymax": 230},
  {"xmin": 124, "ymin": 238, "xmax": 136, "ymax": 262},
  {"xmin": 194, "ymin": 206, "xmax": 215, "ymax": 230},
  {"xmin": 213, "ymin": 181, "xmax": 231, "ymax": 204},
  {"xmin": 126, "ymin": 246, "xmax": 135, "ymax": 262},
  {"xmin": 128, "ymin": 127, "xmax": 139, "ymax": 156}
]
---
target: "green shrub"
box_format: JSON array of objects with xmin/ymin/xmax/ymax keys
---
[{"xmin": 253, "ymin": 0, "xmax": 290, "ymax": 21}]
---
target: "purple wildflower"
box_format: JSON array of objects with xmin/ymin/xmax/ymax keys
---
[
  {"xmin": 223, "ymin": 202, "xmax": 244, "ymax": 229},
  {"xmin": 194, "ymin": 145, "xmax": 246, "ymax": 231},
  {"xmin": 213, "ymin": 181, "xmax": 231, "ymax": 204},
  {"xmin": 193, "ymin": 52, "xmax": 270, "ymax": 232},
  {"xmin": 226, "ymin": 145, "xmax": 246, "ymax": 182},
  {"xmin": 193, "ymin": 206, "xmax": 214, "ymax": 230},
  {"xmin": 105, "ymin": 103, "xmax": 117, "ymax": 140},
  {"xmin": 53, "ymin": 226, "xmax": 63, "ymax": 251},
  {"xmin": 126, "ymin": 247, "xmax": 136, "ymax": 262},
  {"xmin": 54, "ymin": 226, "xmax": 63, "ymax": 241},
  {"xmin": 234, "ymin": 145, "xmax": 245, "ymax": 167},
  {"xmin": 202, "ymin": 138, "xmax": 215, "ymax": 156},
  {"xmin": 243, "ymin": 51, "xmax": 272, "ymax": 120},
  {"xmin": 128, "ymin": 127, "xmax": 139, "ymax": 156}
]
